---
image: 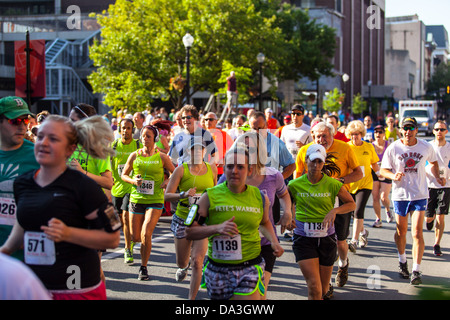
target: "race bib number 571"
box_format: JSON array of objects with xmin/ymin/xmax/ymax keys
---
[{"xmin": 24, "ymin": 232, "xmax": 56, "ymax": 265}]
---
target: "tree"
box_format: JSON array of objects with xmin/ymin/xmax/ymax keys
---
[
  {"xmin": 351, "ymin": 93, "xmax": 367, "ymax": 116},
  {"xmin": 323, "ymin": 88, "xmax": 345, "ymax": 113},
  {"xmin": 88, "ymin": 0, "xmax": 337, "ymax": 113},
  {"xmin": 426, "ymin": 62, "xmax": 450, "ymax": 109},
  {"xmin": 88, "ymin": 0, "xmax": 282, "ymax": 112}
]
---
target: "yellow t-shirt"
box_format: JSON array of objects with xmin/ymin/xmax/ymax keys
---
[
  {"xmin": 295, "ymin": 139, "xmax": 360, "ymax": 190},
  {"xmin": 347, "ymin": 141, "xmax": 379, "ymax": 193}
]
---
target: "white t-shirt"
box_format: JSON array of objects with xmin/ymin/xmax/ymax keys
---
[
  {"xmin": 381, "ymin": 138, "xmax": 437, "ymax": 201},
  {"xmin": 280, "ymin": 123, "xmax": 312, "ymax": 158},
  {"xmin": 0, "ymin": 253, "xmax": 51, "ymax": 300},
  {"xmin": 426, "ymin": 140, "xmax": 450, "ymax": 189}
]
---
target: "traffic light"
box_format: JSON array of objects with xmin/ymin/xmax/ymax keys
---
[{"xmin": 447, "ymin": 85, "xmax": 450, "ymax": 94}]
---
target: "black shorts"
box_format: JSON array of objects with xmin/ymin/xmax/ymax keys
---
[
  {"xmin": 111, "ymin": 193, "xmax": 130, "ymax": 213},
  {"xmin": 426, "ymin": 188, "xmax": 450, "ymax": 217},
  {"xmin": 334, "ymin": 212, "xmax": 351, "ymax": 241},
  {"xmin": 292, "ymin": 234, "xmax": 337, "ymax": 267},
  {"xmin": 371, "ymin": 169, "xmax": 392, "ymax": 184},
  {"xmin": 260, "ymin": 245, "xmax": 276, "ymax": 273},
  {"xmin": 351, "ymin": 189, "xmax": 372, "ymax": 219}
]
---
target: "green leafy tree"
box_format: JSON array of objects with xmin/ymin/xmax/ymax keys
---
[
  {"xmin": 351, "ymin": 93, "xmax": 367, "ymax": 116},
  {"xmin": 426, "ymin": 62, "xmax": 450, "ymax": 107},
  {"xmin": 88, "ymin": 0, "xmax": 337, "ymax": 113},
  {"xmin": 270, "ymin": 3, "xmax": 337, "ymax": 81},
  {"xmin": 323, "ymin": 88, "xmax": 345, "ymax": 113},
  {"xmin": 88, "ymin": 0, "xmax": 281, "ymax": 112}
]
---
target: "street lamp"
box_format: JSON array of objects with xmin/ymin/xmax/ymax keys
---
[
  {"xmin": 183, "ymin": 33, "xmax": 194, "ymax": 105},
  {"xmin": 257, "ymin": 52, "xmax": 265, "ymax": 111},
  {"xmin": 367, "ymin": 80, "xmax": 372, "ymax": 115},
  {"xmin": 342, "ymin": 73, "xmax": 349, "ymax": 114}
]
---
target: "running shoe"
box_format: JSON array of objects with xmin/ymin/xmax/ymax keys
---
[
  {"xmin": 124, "ymin": 248, "xmax": 133, "ymax": 264},
  {"xmin": 372, "ymin": 218, "xmax": 382, "ymax": 228},
  {"xmin": 348, "ymin": 240, "xmax": 357, "ymax": 253},
  {"xmin": 386, "ymin": 210, "xmax": 393, "ymax": 223},
  {"xmin": 323, "ymin": 284, "xmax": 334, "ymax": 300},
  {"xmin": 175, "ymin": 263, "xmax": 190, "ymax": 282},
  {"xmin": 410, "ymin": 271, "xmax": 422, "ymax": 285},
  {"xmin": 335, "ymin": 259, "xmax": 349, "ymax": 287},
  {"xmin": 359, "ymin": 229, "xmax": 369, "ymax": 248},
  {"xmin": 138, "ymin": 266, "xmax": 149, "ymax": 281},
  {"xmin": 398, "ymin": 262, "xmax": 410, "ymax": 279},
  {"xmin": 433, "ymin": 244, "xmax": 443, "ymax": 256}
]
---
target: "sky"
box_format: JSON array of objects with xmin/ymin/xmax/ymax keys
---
[{"xmin": 385, "ymin": 0, "xmax": 450, "ymax": 33}]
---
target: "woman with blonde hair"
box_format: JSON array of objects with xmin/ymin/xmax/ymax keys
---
[
  {"xmin": 1, "ymin": 115, "xmax": 120, "ymax": 300},
  {"xmin": 345, "ymin": 120, "xmax": 379, "ymax": 251},
  {"xmin": 220, "ymin": 132, "xmax": 293, "ymax": 299}
]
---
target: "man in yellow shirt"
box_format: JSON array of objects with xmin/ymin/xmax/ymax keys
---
[{"xmin": 295, "ymin": 121, "xmax": 362, "ymax": 296}]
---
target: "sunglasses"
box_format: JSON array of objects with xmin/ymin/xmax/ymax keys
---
[
  {"xmin": 402, "ymin": 126, "xmax": 416, "ymax": 131},
  {"xmin": 6, "ymin": 117, "xmax": 30, "ymax": 126},
  {"xmin": 204, "ymin": 118, "xmax": 216, "ymax": 122},
  {"xmin": 291, "ymin": 112, "xmax": 303, "ymax": 116},
  {"xmin": 181, "ymin": 116, "xmax": 193, "ymax": 120},
  {"xmin": 434, "ymin": 128, "xmax": 447, "ymax": 132},
  {"xmin": 375, "ymin": 131, "xmax": 384, "ymax": 134}
]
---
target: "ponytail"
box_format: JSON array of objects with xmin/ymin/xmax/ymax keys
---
[{"xmin": 43, "ymin": 115, "xmax": 115, "ymax": 159}]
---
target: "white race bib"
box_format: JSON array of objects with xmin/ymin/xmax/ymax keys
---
[
  {"xmin": 137, "ymin": 180, "xmax": 154, "ymax": 195},
  {"xmin": 212, "ymin": 234, "xmax": 242, "ymax": 260},
  {"xmin": 303, "ymin": 222, "xmax": 328, "ymax": 238},
  {"xmin": 24, "ymin": 232, "xmax": 56, "ymax": 265},
  {"xmin": 0, "ymin": 197, "xmax": 16, "ymax": 226},
  {"xmin": 188, "ymin": 193, "xmax": 202, "ymax": 205}
]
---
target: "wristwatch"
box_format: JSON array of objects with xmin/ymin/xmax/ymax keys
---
[
  {"xmin": 339, "ymin": 177, "xmax": 345, "ymax": 184},
  {"xmin": 180, "ymin": 191, "xmax": 186, "ymax": 199}
]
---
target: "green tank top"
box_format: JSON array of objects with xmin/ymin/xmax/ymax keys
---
[
  {"xmin": 111, "ymin": 139, "xmax": 140, "ymax": 197},
  {"xmin": 206, "ymin": 182, "xmax": 263, "ymax": 264},
  {"xmin": 130, "ymin": 151, "xmax": 164, "ymax": 204},
  {"xmin": 175, "ymin": 162, "xmax": 215, "ymax": 220}
]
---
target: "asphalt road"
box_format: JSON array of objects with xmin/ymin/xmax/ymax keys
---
[
  {"xmin": 101, "ymin": 133, "xmax": 450, "ymax": 302},
  {"xmin": 101, "ymin": 197, "xmax": 450, "ymax": 301}
]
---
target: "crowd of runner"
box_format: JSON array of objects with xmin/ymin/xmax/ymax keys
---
[{"xmin": 0, "ymin": 96, "xmax": 448, "ymax": 300}]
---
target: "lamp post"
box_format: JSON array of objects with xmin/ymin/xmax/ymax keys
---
[
  {"xmin": 183, "ymin": 33, "xmax": 194, "ymax": 105},
  {"xmin": 342, "ymin": 73, "xmax": 349, "ymax": 114},
  {"xmin": 367, "ymin": 80, "xmax": 372, "ymax": 115},
  {"xmin": 257, "ymin": 52, "xmax": 265, "ymax": 111}
]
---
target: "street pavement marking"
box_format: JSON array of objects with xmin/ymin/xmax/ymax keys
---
[{"xmin": 101, "ymin": 232, "xmax": 174, "ymax": 262}]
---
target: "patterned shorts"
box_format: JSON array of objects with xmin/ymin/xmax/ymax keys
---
[
  {"xmin": 170, "ymin": 214, "xmax": 187, "ymax": 239},
  {"xmin": 201, "ymin": 257, "xmax": 265, "ymax": 300}
]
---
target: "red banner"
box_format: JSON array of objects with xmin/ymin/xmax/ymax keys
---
[{"xmin": 14, "ymin": 39, "xmax": 46, "ymax": 98}]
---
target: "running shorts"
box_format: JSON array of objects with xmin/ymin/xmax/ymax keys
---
[{"xmin": 201, "ymin": 256, "xmax": 265, "ymax": 300}]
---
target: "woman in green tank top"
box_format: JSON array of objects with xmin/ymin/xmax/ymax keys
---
[
  {"xmin": 121, "ymin": 125, "xmax": 175, "ymax": 280},
  {"xmin": 186, "ymin": 146, "xmax": 284, "ymax": 300},
  {"xmin": 165, "ymin": 138, "xmax": 217, "ymax": 299}
]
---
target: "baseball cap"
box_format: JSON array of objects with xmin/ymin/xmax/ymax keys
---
[
  {"xmin": 264, "ymin": 108, "xmax": 273, "ymax": 114},
  {"xmin": 306, "ymin": 144, "xmax": 327, "ymax": 162},
  {"xmin": 0, "ymin": 96, "xmax": 31, "ymax": 119},
  {"xmin": 401, "ymin": 117, "xmax": 417, "ymax": 128},
  {"xmin": 374, "ymin": 125, "xmax": 384, "ymax": 131},
  {"xmin": 291, "ymin": 104, "xmax": 305, "ymax": 113},
  {"xmin": 284, "ymin": 115, "xmax": 291, "ymax": 120}
]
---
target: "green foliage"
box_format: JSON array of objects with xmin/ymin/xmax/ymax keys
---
[
  {"xmin": 426, "ymin": 62, "xmax": 450, "ymax": 106},
  {"xmin": 323, "ymin": 88, "xmax": 345, "ymax": 113},
  {"xmin": 88, "ymin": 0, "xmax": 336, "ymax": 112},
  {"xmin": 351, "ymin": 93, "xmax": 367, "ymax": 115}
]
